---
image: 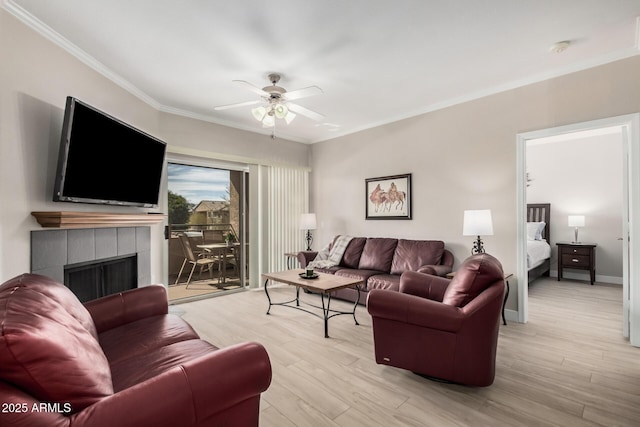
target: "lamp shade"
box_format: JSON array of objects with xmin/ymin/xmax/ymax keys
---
[
  {"xmin": 463, "ymin": 210, "xmax": 494, "ymax": 236},
  {"xmin": 299, "ymin": 213, "xmax": 317, "ymax": 230},
  {"xmin": 568, "ymin": 215, "xmax": 585, "ymax": 227},
  {"xmin": 284, "ymin": 111, "xmax": 296, "ymax": 124},
  {"xmin": 262, "ymin": 114, "xmax": 275, "ymax": 128}
]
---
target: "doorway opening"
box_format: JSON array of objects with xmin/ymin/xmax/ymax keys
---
[
  {"xmin": 516, "ymin": 114, "xmax": 640, "ymax": 347},
  {"xmin": 525, "ymin": 127, "xmax": 624, "ymax": 342},
  {"xmin": 167, "ymin": 162, "xmax": 248, "ymax": 303}
]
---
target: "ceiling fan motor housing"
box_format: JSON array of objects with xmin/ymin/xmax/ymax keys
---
[{"xmin": 263, "ymin": 73, "xmax": 287, "ymax": 99}]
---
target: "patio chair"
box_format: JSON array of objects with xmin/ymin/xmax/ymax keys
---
[{"xmin": 175, "ymin": 233, "xmax": 216, "ymax": 288}]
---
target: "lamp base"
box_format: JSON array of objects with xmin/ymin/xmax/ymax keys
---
[
  {"xmin": 305, "ymin": 230, "xmax": 313, "ymax": 251},
  {"xmin": 471, "ymin": 236, "xmax": 485, "ymax": 255},
  {"xmin": 572, "ymin": 227, "xmax": 580, "ymax": 244}
]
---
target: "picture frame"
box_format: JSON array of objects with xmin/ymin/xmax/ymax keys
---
[{"xmin": 365, "ymin": 173, "xmax": 412, "ymax": 220}]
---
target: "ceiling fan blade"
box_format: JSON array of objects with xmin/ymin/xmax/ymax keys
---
[
  {"xmin": 232, "ymin": 80, "xmax": 269, "ymax": 97},
  {"xmin": 288, "ymin": 103, "xmax": 325, "ymax": 121},
  {"xmin": 214, "ymin": 99, "xmax": 261, "ymax": 111},
  {"xmin": 283, "ymin": 85, "xmax": 323, "ymax": 101}
]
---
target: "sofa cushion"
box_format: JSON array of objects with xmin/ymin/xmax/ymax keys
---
[
  {"xmin": 358, "ymin": 238, "xmax": 398, "ymax": 272},
  {"xmin": 313, "ymin": 265, "xmax": 342, "ymax": 275},
  {"xmin": 110, "ymin": 339, "xmax": 218, "ymax": 392},
  {"xmin": 335, "ymin": 269, "xmax": 381, "ymax": 289},
  {"xmin": 390, "ymin": 240, "xmax": 445, "ymax": 275},
  {"xmin": 0, "ymin": 274, "xmax": 113, "ymax": 413},
  {"xmin": 367, "ymin": 274, "xmax": 401, "ymax": 292},
  {"xmin": 442, "ymin": 254, "xmax": 504, "ymax": 307},
  {"xmin": 340, "ymin": 237, "xmax": 367, "ymax": 268},
  {"xmin": 98, "ymin": 314, "xmax": 201, "ymax": 364},
  {"xmin": 2, "ymin": 274, "xmax": 99, "ymax": 339}
]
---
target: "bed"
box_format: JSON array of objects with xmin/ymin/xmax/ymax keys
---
[{"xmin": 527, "ymin": 203, "xmax": 552, "ymax": 282}]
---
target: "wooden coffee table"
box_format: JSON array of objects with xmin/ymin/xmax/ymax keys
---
[{"xmin": 261, "ymin": 269, "xmax": 364, "ymax": 338}]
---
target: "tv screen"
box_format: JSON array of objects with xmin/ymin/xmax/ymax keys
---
[{"xmin": 53, "ymin": 97, "xmax": 166, "ymax": 208}]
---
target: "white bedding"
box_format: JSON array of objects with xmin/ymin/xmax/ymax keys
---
[{"xmin": 527, "ymin": 239, "xmax": 551, "ymax": 269}]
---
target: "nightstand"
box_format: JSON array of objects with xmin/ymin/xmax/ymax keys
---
[{"xmin": 556, "ymin": 242, "xmax": 597, "ymax": 285}]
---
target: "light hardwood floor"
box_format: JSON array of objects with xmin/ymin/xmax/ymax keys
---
[{"xmin": 179, "ymin": 278, "xmax": 640, "ymax": 426}]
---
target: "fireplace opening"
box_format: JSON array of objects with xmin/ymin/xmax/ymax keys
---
[{"xmin": 64, "ymin": 254, "xmax": 137, "ymax": 302}]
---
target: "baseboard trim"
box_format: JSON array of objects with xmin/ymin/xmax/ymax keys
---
[
  {"xmin": 549, "ymin": 269, "xmax": 623, "ymax": 285},
  {"xmin": 504, "ymin": 309, "xmax": 520, "ymax": 323}
]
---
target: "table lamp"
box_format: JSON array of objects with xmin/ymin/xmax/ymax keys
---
[
  {"xmin": 568, "ymin": 215, "xmax": 585, "ymax": 243},
  {"xmin": 300, "ymin": 213, "xmax": 317, "ymax": 251},
  {"xmin": 463, "ymin": 209, "xmax": 494, "ymax": 254}
]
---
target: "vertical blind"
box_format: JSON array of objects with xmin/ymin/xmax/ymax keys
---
[{"xmin": 267, "ymin": 166, "xmax": 309, "ymax": 272}]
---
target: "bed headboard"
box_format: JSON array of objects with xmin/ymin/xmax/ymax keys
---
[{"xmin": 527, "ymin": 203, "xmax": 551, "ymax": 244}]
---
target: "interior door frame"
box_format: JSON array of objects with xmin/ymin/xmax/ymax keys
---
[{"xmin": 516, "ymin": 113, "xmax": 640, "ymax": 346}]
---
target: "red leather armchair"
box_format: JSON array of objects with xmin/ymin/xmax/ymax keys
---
[
  {"xmin": 0, "ymin": 274, "xmax": 271, "ymax": 426},
  {"xmin": 367, "ymin": 253, "xmax": 506, "ymax": 386}
]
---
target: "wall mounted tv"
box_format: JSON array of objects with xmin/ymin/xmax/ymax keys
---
[{"xmin": 53, "ymin": 97, "xmax": 167, "ymax": 208}]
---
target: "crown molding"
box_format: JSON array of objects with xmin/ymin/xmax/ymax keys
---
[
  {"xmin": 2, "ymin": 0, "xmax": 310, "ymax": 143},
  {"xmin": 4, "ymin": 0, "xmax": 640, "ymax": 146},
  {"xmin": 2, "ymin": 0, "xmax": 161, "ymax": 109}
]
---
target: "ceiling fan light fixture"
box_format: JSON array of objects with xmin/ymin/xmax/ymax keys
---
[
  {"xmin": 262, "ymin": 114, "xmax": 275, "ymax": 128},
  {"xmin": 274, "ymin": 103, "xmax": 288, "ymax": 119},
  {"xmin": 252, "ymin": 106, "xmax": 266, "ymax": 121},
  {"xmin": 222, "ymin": 74, "xmax": 324, "ymax": 132},
  {"xmin": 284, "ymin": 111, "xmax": 296, "ymax": 124}
]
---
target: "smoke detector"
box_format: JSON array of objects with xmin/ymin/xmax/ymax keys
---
[{"xmin": 549, "ymin": 40, "xmax": 571, "ymax": 53}]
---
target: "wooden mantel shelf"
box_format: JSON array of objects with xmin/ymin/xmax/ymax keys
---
[{"xmin": 31, "ymin": 211, "xmax": 166, "ymax": 228}]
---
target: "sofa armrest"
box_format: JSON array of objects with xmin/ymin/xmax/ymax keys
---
[
  {"xmin": 297, "ymin": 251, "xmax": 317, "ymax": 267},
  {"xmin": 441, "ymin": 249, "xmax": 454, "ymax": 268},
  {"xmin": 399, "ymin": 271, "xmax": 450, "ymax": 302},
  {"xmin": 68, "ymin": 342, "xmax": 271, "ymax": 427},
  {"xmin": 84, "ymin": 285, "xmax": 169, "ymax": 333},
  {"xmin": 417, "ymin": 264, "xmax": 452, "ymax": 277},
  {"xmin": 367, "ymin": 289, "xmax": 463, "ymax": 333}
]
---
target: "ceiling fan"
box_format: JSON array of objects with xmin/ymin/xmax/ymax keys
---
[{"xmin": 214, "ymin": 73, "xmax": 324, "ymax": 128}]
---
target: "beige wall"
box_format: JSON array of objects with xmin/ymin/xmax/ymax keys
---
[
  {"xmin": 310, "ymin": 55, "xmax": 640, "ymax": 311},
  {"xmin": 0, "ymin": 10, "xmax": 309, "ymax": 282}
]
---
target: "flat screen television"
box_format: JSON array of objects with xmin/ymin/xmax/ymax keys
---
[{"xmin": 53, "ymin": 97, "xmax": 167, "ymax": 208}]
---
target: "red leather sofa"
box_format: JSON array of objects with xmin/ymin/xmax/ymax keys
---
[
  {"xmin": 0, "ymin": 274, "xmax": 272, "ymax": 426},
  {"xmin": 298, "ymin": 237, "xmax": 453, "ymax": 304},
  {"xmin": 367, "ymin": 253, "xmax": 505, "ymax": 386}
]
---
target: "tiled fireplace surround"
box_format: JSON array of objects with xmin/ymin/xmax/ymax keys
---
[{"xmin": 30, "ymin": 227, "xmax": 151, "ymax": 286}]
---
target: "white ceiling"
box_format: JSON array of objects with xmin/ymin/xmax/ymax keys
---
[{"xmin": 4, "ymin": 0, "xmax": 640, "ymax": 143}]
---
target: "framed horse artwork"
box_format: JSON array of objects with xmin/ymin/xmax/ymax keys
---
[{"xmin": 365, "ymin": 173, "xmax": 412, "ymax": 220}]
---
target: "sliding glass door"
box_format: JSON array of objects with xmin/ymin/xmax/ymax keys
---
[{"xmin": 167, "ymin": 162, "xmax": 248, "ymax": 303}]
